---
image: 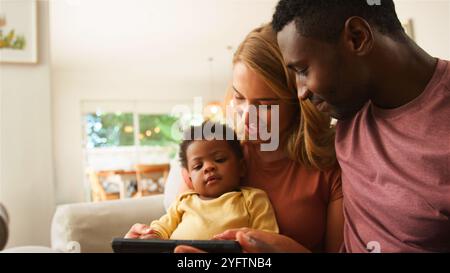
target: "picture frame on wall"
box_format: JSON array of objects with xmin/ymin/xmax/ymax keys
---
[{"xmin": 0, "ymin": 0, "xmax": 38, "ymax": 64}]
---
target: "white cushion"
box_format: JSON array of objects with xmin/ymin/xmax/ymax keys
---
[
  {"xmin": 163, "ymin": 158, "xmax": 183, "ymax": 211},
  {"xmin": 51, "ymin": 194, "xmax": 165, "ymax": 253}
]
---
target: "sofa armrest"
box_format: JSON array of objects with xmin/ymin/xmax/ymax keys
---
[{"xmin": 51, "ymin": 194, "xmax": 165, "ymax": 253}]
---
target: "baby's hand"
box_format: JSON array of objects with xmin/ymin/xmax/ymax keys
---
[
  {"xmin": 124, "ymin": 223, "xmax": 160, "ymax": 239},
  {"xmin": 139, "ymin": 233, "xmax": 160, "ymax": 240}
]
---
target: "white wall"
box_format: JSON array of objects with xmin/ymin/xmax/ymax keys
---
[
  {"xmin": 0, "ymin": 1, "xmax": 55, "ymax": 248},
  {"xmin": 395, "ymin": 0, "xmax": 450, "ymax": 59},
  {"xmin": 50, "ymin": 0, "xmax": 280, "ymax": 205}
]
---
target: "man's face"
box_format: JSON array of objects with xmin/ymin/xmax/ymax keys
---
[
  {"xmin": 186, "ymin": 140, "xmax": 244, "ymax": 199},
  {"xmin": 277, "ymin": 21, "xmax": 370, "ymax": 120}
]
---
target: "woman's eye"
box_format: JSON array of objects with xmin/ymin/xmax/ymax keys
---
[
  {"xmin": 233, "ymin": 93, "xmax": 245, "ymax": 100},
  {"xmin": 296, "ymin": 67, "xmax": 309, "ymax": 76}
]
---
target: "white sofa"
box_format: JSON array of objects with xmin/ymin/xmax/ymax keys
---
[
  {"xmin": 51, "ymin": 194, "xmax": 166, "ymax": 253},
  {"xmin": 2, "ymin": 162, "xmax": 182, "ymax": 253},
  {"xmin": 1, "ymin": 195, "xmax": 165, "ymax": 253}
]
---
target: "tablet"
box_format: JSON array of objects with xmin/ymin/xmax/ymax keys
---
[{"xmin": 112, "ymin": 238, "xmax": 242, "ymax": 253}]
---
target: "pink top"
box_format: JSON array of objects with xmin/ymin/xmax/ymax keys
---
[{"xmin": 336, "ymin": 59, "xmax": 450, "ymax": 253}]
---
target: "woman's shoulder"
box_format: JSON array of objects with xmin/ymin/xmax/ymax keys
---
[
  {"xmin": 315, "ymin": 165, "xmax": 343, "ymax": 202},
  {"xmin": 297, "ymin": 161, "xmax": 341, "ymax": 183},
  {"xmin": 320, "ymin": 165, "xmax": 342, "ymax": 185}
]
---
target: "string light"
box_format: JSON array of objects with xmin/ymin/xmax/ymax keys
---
[{"xmin": 124, "ymin": 126, "xmax": 134, "ymax": 133}]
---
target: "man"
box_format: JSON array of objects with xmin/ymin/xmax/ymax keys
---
[{"xmin": 272, "ymin": 0, "xmax": 450, "ymax": 252}]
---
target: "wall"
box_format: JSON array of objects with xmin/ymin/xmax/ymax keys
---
[
  {"xmin": 0, "ymin": 1, "xmax": 55, "ymax": 247},
  {"xmin": 395, "ymin": 0, "xmax": 450, "ymax": 59},
  {"xmin": 50, "ymin": 0, "xmax": 280, "ymax": 205}
]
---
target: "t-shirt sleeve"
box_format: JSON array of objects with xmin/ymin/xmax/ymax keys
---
[
  {"xmin": 328, "ymin": 167, "xmax": 343, "ymax": 202},
  {"xmin": 150, "ymin": 194, "xmax": 186, "ymax": 239},
  {"xmin": 243, "ymin": 188, "xmax": 279, "ymax": 234}
]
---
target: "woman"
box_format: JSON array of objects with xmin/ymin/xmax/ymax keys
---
[{"xmin": 126, "ymin": 24, "xmax": 343, "ymax": 253}]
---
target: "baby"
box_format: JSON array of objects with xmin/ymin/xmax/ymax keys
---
[{"xmin": 125, "ymin": 122, "xmax": 278, "ymax": 240}]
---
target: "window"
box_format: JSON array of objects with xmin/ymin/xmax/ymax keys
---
[
  {"xmin": 81, "ymin": 99, "xmax": 222, "ymax": 201},
  {"xmin": 85, "ymin": 112, "xmax": 182, "ymax": 149},
  {"xmin": 85, "ymin": 112, "xmax": 134, "ymax": 148},
  {"xmin": 81, "ymin": 100, "xmax": 196, "ymax": 171},
  {"xmin": 138, "ymin": 114, "xmax": 180, "ymax": 147},
  {"xmin": 83, "ymin": 110, "xmax": 184, "ymax": 199}
]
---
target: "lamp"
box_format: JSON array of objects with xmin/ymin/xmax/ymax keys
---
[{"xmin": 204, "ymin": 101, "xmax": 224, "ymax": 122}]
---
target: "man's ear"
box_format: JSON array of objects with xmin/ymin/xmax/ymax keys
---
[
  {"xmin": 341, "ymin": 16, "xmax": 374, "ymax": 56},
  {"xmin": 181, "ymin": 168, "xmax": 193, "ymax": 189}
]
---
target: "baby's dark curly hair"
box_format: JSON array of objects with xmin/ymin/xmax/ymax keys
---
[{"xmin": 179, "ymin": 121, "xmax": 243, "ymax": 169}]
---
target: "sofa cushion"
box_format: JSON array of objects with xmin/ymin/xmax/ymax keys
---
[{"xmin": 51, "ymin": 194, "xmax": 165, "ymax": 253}]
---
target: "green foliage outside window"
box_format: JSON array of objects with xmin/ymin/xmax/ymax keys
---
[
  {"xmin": 139, "ymin": 114, "xmax": 180, "ymax": 146},
  {"xmin": 86, "ymin": 112, "xmax": 134, "ymax": 148},
  {"xmin": 85, "ymin": 112, "xmax": 181, "ymax": 149}
]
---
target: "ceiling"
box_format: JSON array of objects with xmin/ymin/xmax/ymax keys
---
[{"xmin": 50, "ymin": 0, "xmax": 279, "ymax": 83}]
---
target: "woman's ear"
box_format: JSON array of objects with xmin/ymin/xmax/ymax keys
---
[{"xmin": 181, "ymin": 168, "xmax": 193, "ymax": 189}]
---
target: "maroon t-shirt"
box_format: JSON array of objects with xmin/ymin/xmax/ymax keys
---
[{"xmin": 336, "ymin": 59, "xmax": 450, "ymax": 253}]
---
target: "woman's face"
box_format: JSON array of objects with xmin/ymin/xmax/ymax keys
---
[{"xmin": 231, "ymin": 62, "xmax": 298, "ymax": 145}]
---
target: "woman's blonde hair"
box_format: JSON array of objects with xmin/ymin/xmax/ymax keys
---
[{"xmin": 227, "ymin": 24, "xmax": 336, "ymax": 170}]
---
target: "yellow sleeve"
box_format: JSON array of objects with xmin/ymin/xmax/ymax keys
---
[
  {"xmin": 243, "ymin": 188, "xmax": 279, "ymax": 234},
  {"xmin": 149, "ymin": 194, "xmax": 187, "ymax": 239}
]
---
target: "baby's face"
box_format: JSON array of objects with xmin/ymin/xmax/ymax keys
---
[{"xmin": 186, "ymin": 140, "xmax": 244, "ymax": 199}]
